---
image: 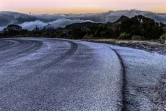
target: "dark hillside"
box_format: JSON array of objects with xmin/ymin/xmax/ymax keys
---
[{"xmin": 0, "ymin": 15, "xmax": 166, "ymax": 41}]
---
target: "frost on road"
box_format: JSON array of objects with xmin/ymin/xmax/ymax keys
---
[
  {"xmin": 0, "ymin": 38, "xmax": 166, "ymax": 111},
  {"xmin": 110, "ymin": 45, "xmax": 166, "ymax": 111},
  {"xmin": 0, "ymin": 38, "xmax": 123, "ymax": 111}
]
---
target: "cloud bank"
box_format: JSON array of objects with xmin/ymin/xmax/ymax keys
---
[
  {"xmin": 19, "ymin": 19, "xmax": 93, "ymax": 30},
  {"xmin": 0, "ymin": 10, "xmax": 166, "ymax": 31}
]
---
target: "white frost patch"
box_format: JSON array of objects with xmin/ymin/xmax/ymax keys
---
[
  {"xmin": 107, "ymin": 44, "xmax": 166, "ymax": 110},
  {"xmin": 71, "ymin": 40, "xmax": 124, "ymax": 110}
]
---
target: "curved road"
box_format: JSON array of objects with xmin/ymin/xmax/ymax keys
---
[
  {"xmin": 0, "ymin": 38, "xmax": 124, "ymax": 111},
  {"xmin": 1, "ymin": 38, "xmax": 165, "ymax": 111}
]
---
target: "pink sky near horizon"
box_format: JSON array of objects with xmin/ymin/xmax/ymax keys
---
[{"xmin": 0, "ymin": 0, "xmax": 166, "ymax": 14}]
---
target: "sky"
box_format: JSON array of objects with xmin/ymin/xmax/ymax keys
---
[{"xmin": 0, "ymin": 0, "xmax": 166, "ymax": 14}]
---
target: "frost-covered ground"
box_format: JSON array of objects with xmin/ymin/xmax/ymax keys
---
[
  {"xmin": 109, "ymin": 45, "xmax": 166, "ymax": 111},
  {"xmin": 0, "ymin": 38, "xmax": 124, "ymax": 111},
  {"xmin": 0, "ymin": 38, "xmax": 166, "ymax": 110}
]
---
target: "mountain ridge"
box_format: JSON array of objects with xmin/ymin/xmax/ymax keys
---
[{"xmin": 0, "ymin": 9, "xmax": 166, "ymax": 31}]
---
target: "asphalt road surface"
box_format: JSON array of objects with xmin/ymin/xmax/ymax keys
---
[
  {"xmin": 0, "ymin": 38, "xmax": 123, "ymax": 111},
  {"xmin": 1, "ymin": 38, "xmax": 166, "ymax": 111}
]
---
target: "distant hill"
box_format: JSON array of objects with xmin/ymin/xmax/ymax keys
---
[
  {"xmin": 0, "ymin": 10, "xmax": 166, "ymax": 31},
  {"xmin": 65, "ymin": 22, "xmax": 102, "ymax": 29},
  {"xmin": 114, "ymin": 15, "xmax": 130, "ymax": 24},
  {"xmin": 1, "ymin": 14, "xmax": 165, "ymax": 40}
]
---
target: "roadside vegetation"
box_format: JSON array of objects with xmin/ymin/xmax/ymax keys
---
[{"xmin": 0, "ymin": 15, "xmax": 166, "ymax": 42}]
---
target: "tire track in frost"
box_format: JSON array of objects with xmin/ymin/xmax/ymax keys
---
[
  {"xmin": 0, "ymin": 39, "xmax": 43, "ymax": 64},
  {"xmin": 0, "ymin": 40, "xmax": 78, "ymax": 93},
  {"xmin": 109, "ymin": 47, "xmax": 127, "ymax": 111},
  {"xmin": 0, "ymin": 39, "xmax": 20, "ymax": 50}
]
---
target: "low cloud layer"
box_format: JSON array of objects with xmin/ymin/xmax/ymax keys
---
[
  {"xmin": 0, "ymin": 10, "xmax": 166, "ymax": 31},
  {"xmin": 19, "ymin": 19, "xmax": 93, "ymax": 30}
]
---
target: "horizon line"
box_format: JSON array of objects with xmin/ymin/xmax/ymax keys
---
[{"xmin": 1, "ymin": 9, "xmax": 166, "ymax": 15}]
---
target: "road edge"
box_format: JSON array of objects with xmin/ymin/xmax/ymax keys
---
[{"xmin": 109, "ymin": 47, "xmax": 127, "ymax": 111}]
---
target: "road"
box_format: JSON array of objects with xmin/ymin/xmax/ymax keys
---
[
  {"xmin": 0, "ymin": 38, "xmax": 166, "ymax": 111},
  {"xmin": 0, "ymin": 38, "xmax": 123, "ymax": 111}
]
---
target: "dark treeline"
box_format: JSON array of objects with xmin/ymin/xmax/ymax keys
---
[{"xmin": 0, "ymin": 15, "xmax": 166, "ymax": 40}]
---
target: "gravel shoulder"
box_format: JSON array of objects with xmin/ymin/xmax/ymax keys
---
[{"xmin": 85, "ymin": 39, "xmax": 166, "ymax": 55}]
